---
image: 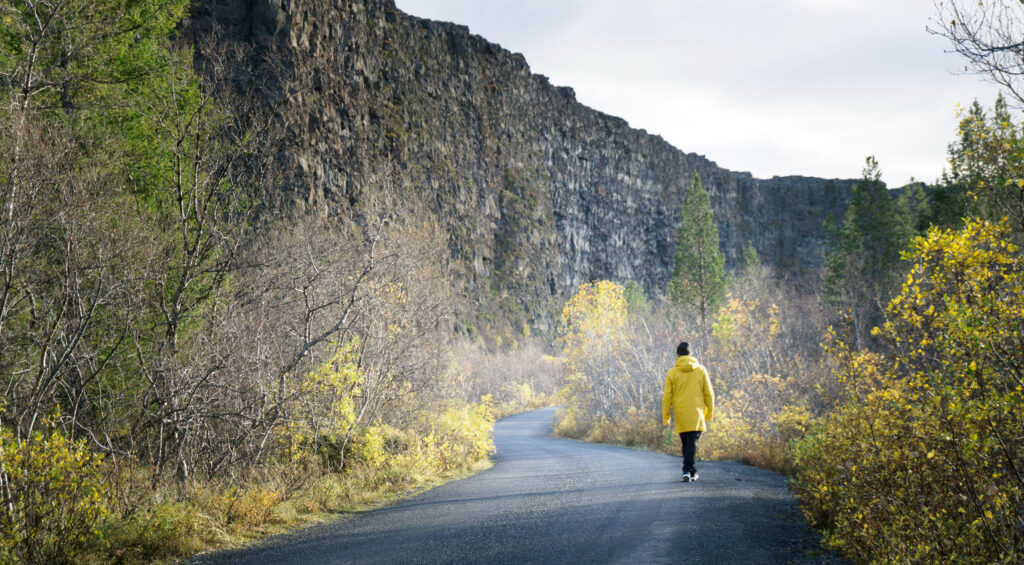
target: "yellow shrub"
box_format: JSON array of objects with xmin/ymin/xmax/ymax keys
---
[
  {"xmin": 771, "ymin": 404, "xmax": 812, "ymax": 445},
  {"xmin": 794, "ymin": 220, "xmax": 1024, "ymax": 563},
  {"xmin": 495, "ymin": 382, "xmax": 551, "ymax": 417},
  {"xmin": 208, "ymin": 486, "xmax": 282, "ymax": 528},
  {"xmin": 560, "ymin": 281, "xmax": 628, "ymax": 368},
  {"xmin": 350, "ymin": 426, "xmax": 388, "ymax": 470},
  {"xmin": 553, "ymin": 406, "xmax": 590, "ymax": 439},
  {"xmin": 584, "ymin": 416, "xmax": 616, "ymax": 444},
  {"xmin": 0, "ymin": 426, "xmax": 109, "ymax": 564},
  {"xmin": 292, "ymin": 338, "xmax": 365, "ymax": 468},
  {"xmin": 426, "ymin": 397, "xmax": 496, "ymax": 471},
  {"xmin": 61, "ymin": 396, "xmax": 501, "ymax": 563},
  {"xmin": 555, "ymin": 407, "xmax": 666, "ymax": 451},
  {"xmin": 702, "ymin": 407, "xmax": 757, "ymax": 460}
]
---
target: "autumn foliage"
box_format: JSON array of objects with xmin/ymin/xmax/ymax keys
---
[
  {"xmin": 793, "ymin": 220, "xmax": 1024, "ymax": 562},
  {"xmin": 0, "ymin": 425, "xmax": 108, "ymax": 564},
  {"xmin": 555, "ymin": 281, "xmax": 672, "ymax": 449},
  {"xmin": 553, "ymin": 261, "xmax": 833, "ymax": 471},
  {"xmin": 701, "ymin": 288, "xmax": 829, "ymax": 473}
]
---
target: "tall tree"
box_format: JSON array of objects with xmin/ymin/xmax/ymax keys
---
[
  {"xmin": 667, "ymin": 172, "xmax": 726, "ymax": 336},
  {"xmin": 823, "ymin": 157, "xmax": 916, "ymax": 347},
  {"xmin": 0, "ymin": 0, "xmax": 286, "ymax": 480},
  {"xmin": 849, "ymin": 157, "xmax": 909, "ymax": 275},
  {"xmin": 944, "ymin": 95, "xmax": 1024, "ymax": 233},
  {"xmin": 932, "ymin": 3, "xmax": 1024, "ymax": 234},
  {"xmin": 0, "ymin": 0, "xmax": 190, "ymax": 438}
]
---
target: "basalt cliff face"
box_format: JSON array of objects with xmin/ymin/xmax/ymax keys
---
[{"xmin": 189, "ymin": 0, "xmax": 856, "ymax": 331}]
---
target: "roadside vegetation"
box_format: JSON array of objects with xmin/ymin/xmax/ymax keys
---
[
  {"xmin": 4, "ymin": 1, "xmax": 1024, "ymax": 564},
  {"xmin": 0, "ymin": 2, "xmax": 552, "ymax": 563},
  {"xmin": 551, "ymin": 123, "xmax": 1023, "ymax": 562},
  {"xmin": 550, "ymin": 4, "xmax": 1024, "ymax": 562}
]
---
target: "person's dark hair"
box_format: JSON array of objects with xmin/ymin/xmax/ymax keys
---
[{"xmin": 676, "ymin": 341, "xmax": 690, "ymax": 356}]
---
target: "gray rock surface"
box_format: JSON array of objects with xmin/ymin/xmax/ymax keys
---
[
  {"xmin": 189, "ymin": 0, "xmax": 859, "ymax": 330},
  {"xmin": 191, "ymin": 407, "xmax": 845, "ymax": 564}
]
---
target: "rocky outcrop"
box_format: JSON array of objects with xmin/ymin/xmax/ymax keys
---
[{"xmin": 189, "ymin": 0, "xmax": 857, "ymax": 331}]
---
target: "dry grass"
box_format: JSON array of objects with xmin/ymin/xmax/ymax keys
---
[{"xmin": 86, "ymin": 457, "xmax": 495, "ymax": 564}]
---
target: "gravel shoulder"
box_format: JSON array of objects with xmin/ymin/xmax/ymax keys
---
[{"xmin": 191, "ymin": 407, "xmax": 845, "ymax": 565}]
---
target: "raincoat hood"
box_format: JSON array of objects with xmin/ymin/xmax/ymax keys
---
[{"xmin": 674, "ymin": 355, "xmax": 701, "ymax": 372}]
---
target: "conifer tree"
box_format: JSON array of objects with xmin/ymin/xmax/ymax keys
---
[
  {"xmin": 667, "ymin": 171, "xmax": 726, "ymax": 335},
  {"xmin": 944, "ymin": 94, "xmax": 1024, "ymax": 234},
  {"xmin": 623, "ymin": 280, "xmax": 651, "ymax": 320},
  {"xmin": 823, "ymin": 156, "xmax": 916, "ymax": 347},
  {"xmin": 742, "ymin": 241, "xmax": 761, "ymax": 271}
]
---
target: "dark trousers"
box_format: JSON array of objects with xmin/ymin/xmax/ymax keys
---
[{"xmin": 679, "ymin": 431, "xmax": 702, "ymax": 473}]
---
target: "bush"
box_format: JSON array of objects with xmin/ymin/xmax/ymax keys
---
[
  {"xmin": 426, "ymin": 397, "xmax": 496, "ymax": 471},
  {"xmin": 104, "ymin": 501, "xmax": 205, "ymax": 563},
  {"xmin": 209, "ymin": 486, "xmax": 282, "ymax": 528},
  {"xmin": 554, "ymin": 280, "xmax": 672, "ymax": 442},
  {"xmin": 494, "ymin": 382, "xmax": 551, "ymax": 418},
  {"xmin": 552, "ymin": 406, "xmax": 591, "ymax": 440},
  {"xmin": 792, "ymin": 220, "xmax": 1024, "ymax": 563},
  {"xmin": 581, "ymin": 408, "xmax": 667, "ymax": 449},
  {"xmin": 0, "ymin": 426, "xmax": 109, "ymax": 564}
]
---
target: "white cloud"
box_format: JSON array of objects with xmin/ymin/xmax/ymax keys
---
[{"xmin": 395, "ymin": 0, "xmax": 1002, "ymax": 186}]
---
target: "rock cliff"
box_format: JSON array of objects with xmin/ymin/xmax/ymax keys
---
[{"xmin": 189, "ymin": 0, "xmax": 857, "ymax": 331}]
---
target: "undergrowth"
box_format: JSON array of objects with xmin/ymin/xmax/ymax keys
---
[{"xmin": 0, "ymin": 398, "xmax": 499, "ymax": 565}]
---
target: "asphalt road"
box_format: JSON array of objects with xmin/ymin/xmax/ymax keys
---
[{"xmin": 192, "ymin": 407, "xmax": 842, "ymax": 565}]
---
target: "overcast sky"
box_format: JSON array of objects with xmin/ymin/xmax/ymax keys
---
[{"xmin": 394, "ymin": 0, "xmax": 1002, "ymax": 187}]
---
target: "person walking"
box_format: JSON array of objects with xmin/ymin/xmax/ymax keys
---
[{"xmin": 662, "ymin": 341, "xmax": 715, "ymax": 482}]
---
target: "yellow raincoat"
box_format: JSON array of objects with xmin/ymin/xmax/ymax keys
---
[{"xmin": 662, "ymin": 355, "xmax": 715, "ymax": 433}]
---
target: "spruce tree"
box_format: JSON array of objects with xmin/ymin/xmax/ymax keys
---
[
  {"xmin": 824, "ymin": 156, "xmax": 916, "ymax": 347},
  {"xmin": 667, "ymin": 171, "xmax": 726, "ymax": 335},
  {"xmin": 742, "ymin": 241, "xmax": 761, "ymax": 271},
  {"xmin": 623, "ymin": 280, "xmax": 651, "ymax": 320}
]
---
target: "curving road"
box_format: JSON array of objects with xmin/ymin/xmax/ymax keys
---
[{"xmin": 192, "ymin": 407, "xmax": 843, "ymax": 564}]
